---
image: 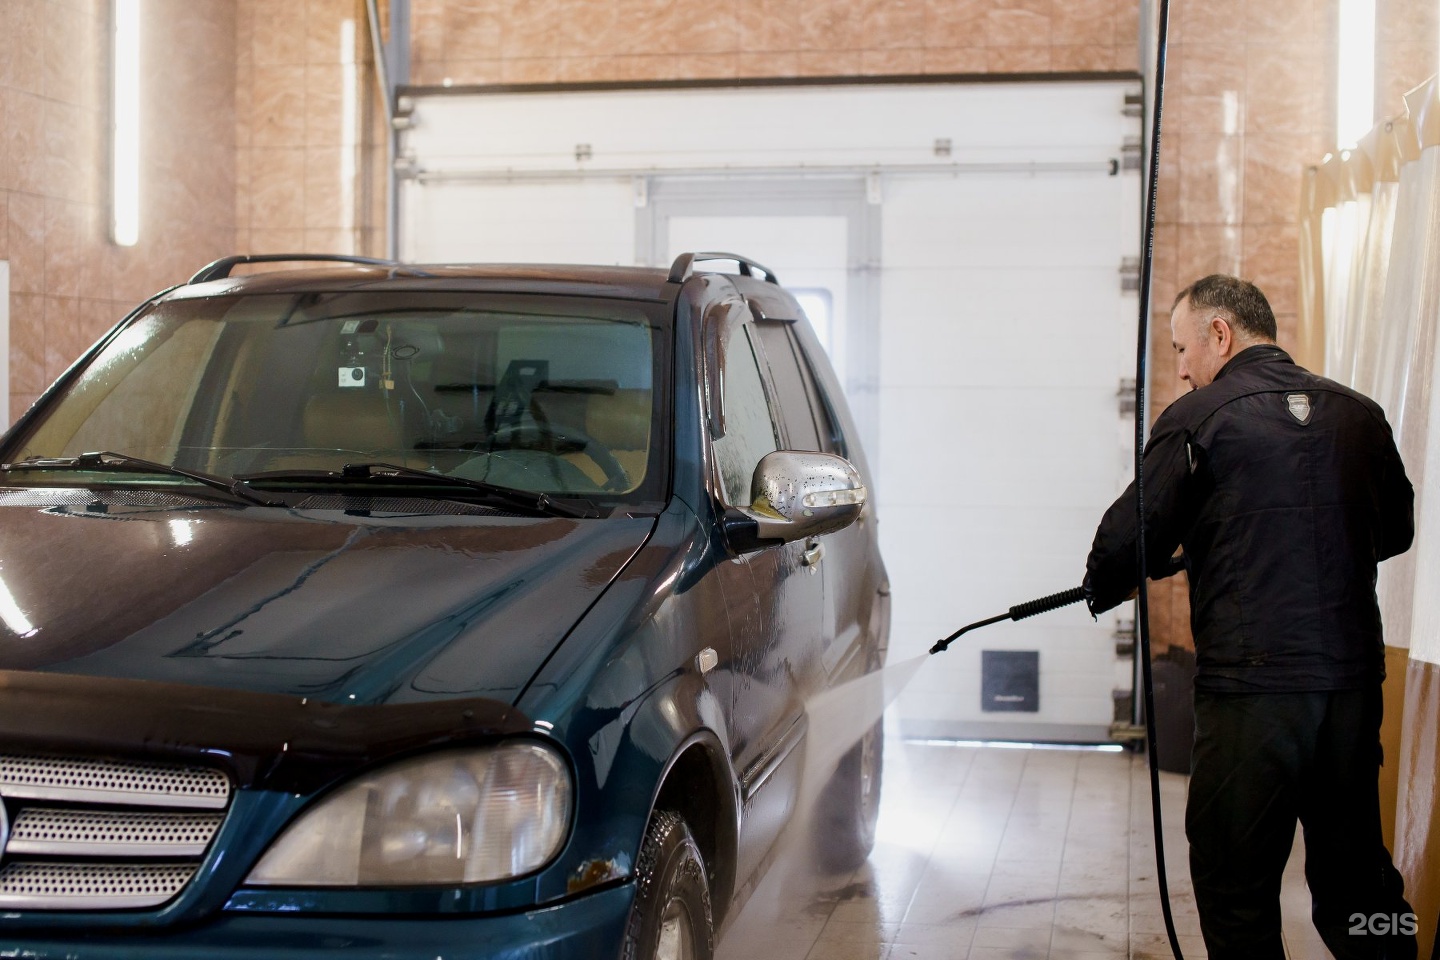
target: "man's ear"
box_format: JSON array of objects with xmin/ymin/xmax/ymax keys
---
[{"xmin": 1210, "ymin": 316, "xmax": 1233, "ymax": 353}]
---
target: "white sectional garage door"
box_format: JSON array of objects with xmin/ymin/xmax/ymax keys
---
[{"xmin": 399, "ymin": 79, "xmax": 1143, "ymax": 741}]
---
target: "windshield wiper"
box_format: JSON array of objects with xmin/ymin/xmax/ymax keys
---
[
  {"xmin": 235, "ymin": 462, "xmax": 601, "ymax": 518},
  {"xmin": 1, "ymin": 452, "xmax": 285, "ymax": 507}
]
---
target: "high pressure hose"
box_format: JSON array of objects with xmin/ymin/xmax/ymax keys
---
[{"xmin": 1135, "ymin": 0, "xmax": 1182, "ymax": 957}]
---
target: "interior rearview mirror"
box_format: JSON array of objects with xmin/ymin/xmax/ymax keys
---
[{"xmin": 723, "ymin": 450, "xmax": 867, "ymax": 553}]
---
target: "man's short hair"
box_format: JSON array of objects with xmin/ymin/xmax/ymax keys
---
[{"xmin": 1172, "ymin": 275, "xmax": 1277, "ymax": 342}]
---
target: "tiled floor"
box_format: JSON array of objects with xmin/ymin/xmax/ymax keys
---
[{"xmin": 715, "ymin": 731, "xmax": 1329, "ymax": 960}]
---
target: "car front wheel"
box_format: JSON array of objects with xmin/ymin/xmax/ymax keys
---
[
  {"xmin": 814, "ymin": 717, "xmax": 883, "ymax": 872},
  {"xmin": 622, "ymin": 810, "xmax": 714, "ymax": 960}
]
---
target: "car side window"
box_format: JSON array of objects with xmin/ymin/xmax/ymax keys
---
[
  {"xmin": 753, "ymin": 321, "xmax": 823, "ymax": 452},
  {"xmin": 713, "ymin": 324, "xmax": 780, "ymax": 506}
]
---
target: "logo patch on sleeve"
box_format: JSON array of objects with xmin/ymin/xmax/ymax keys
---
[{"xmin": 1285, "ymin": 393, "xmax": 1312, "ymax": 424}]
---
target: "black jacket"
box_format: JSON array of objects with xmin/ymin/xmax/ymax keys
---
[{"xmin": 1086, "ymin": 346, "xmax": 1414, "ymax": 693}]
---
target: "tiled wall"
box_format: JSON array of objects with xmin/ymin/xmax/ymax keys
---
[
  {"xmin": 234, "ymin": 0, "xmax": 382, "ymax": 258},
  {"xmin": 406, "ymin": 0, "xmax": 1142, "ymax": 86},
  {"xmin": 0, "ymin": 0, "xmax": 237, "ymax": 419}
]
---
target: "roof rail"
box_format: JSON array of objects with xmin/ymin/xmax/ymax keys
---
[
  {"xmin": 188, "ymin": 254, "xmax": 400, "ymax": 285},
  {"xmin": 667, "ymin": 252, "xmax": 780, "ymax": 286}
]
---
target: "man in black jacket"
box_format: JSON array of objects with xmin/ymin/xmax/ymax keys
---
[{"xmin": 1085, "ymin": 275, "xmax": 1417, "ymax": 959}]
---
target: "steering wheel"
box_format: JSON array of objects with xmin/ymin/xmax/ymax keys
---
[{"xmin": 487, "ymin": 423, "xmax": 630, "ymax": 492}]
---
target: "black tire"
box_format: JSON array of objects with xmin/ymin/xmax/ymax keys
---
[
  {"xmin": 814, "ymin": 717, "xmax": 883, "ymax": 873},
  {"xmin": 622, "ymin": 810, "xmax": 715, "ymax": 960}
]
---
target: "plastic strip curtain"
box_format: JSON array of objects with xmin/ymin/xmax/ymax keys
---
[
  {"xmin": 1306, "ymin": 77, "xmax": 1440, "ymax": 657},
  {"xmin": 1403, "ymin": 75, "xmax": 1440, "ymax": 671}
]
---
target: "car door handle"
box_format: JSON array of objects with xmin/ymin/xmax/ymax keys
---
[{"xmin": 802, "ymin": 538, "xmax": 824, "ymax": 566}]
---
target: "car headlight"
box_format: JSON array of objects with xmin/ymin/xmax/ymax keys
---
[{"xmin": 245, "ymin": 742, "xmax": 572, "ymax": 886}]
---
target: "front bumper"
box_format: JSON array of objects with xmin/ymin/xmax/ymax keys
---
[{"xmin": 0, "ymin": 882, "xmax": 634, "ymax": 960}]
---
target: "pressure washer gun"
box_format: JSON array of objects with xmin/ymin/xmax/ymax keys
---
[{"xmin": 929, "ymin": 585, "xmax": 1089, "ymax": 655}]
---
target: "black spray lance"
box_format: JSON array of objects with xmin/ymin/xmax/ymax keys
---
[{"xmin": 928, "ymin": 586, "xmax": 1087, "ymax": 655}]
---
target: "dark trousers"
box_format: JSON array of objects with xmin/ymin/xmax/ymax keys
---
[{"xmin": 1186, "ymin": 688, "xmax": 1416, "ymax": 960}]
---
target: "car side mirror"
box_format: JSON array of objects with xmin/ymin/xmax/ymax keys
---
[{"xmin": 723, "ymin": 450, "xmax": 867, "ymax": 553}]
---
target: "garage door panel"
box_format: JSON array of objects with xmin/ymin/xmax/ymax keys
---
[
  {"xmin": 400, "ymin": 79, "xmax": 1140, "ymax": 740},
  {"xmin": 402, "ymin": 181, "xmax": 634, "ymax": 264}
]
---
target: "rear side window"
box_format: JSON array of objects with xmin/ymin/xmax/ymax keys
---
[
  {"xmin": 712, "ymin": 325, "xmax": 779, "ymax": 505},
  {"xmin": 753, "ymin": 321, "xmax": 823, "ymax": 452}
]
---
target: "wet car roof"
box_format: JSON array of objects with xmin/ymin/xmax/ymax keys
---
[{"xmin": 165, "ymin": 263, "xmax": 679, "ymax": 304}]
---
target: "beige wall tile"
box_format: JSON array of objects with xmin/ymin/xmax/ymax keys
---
[
  {"xmin": 250, "ymin": 148, "xmax": 308, "ymax": 230},
  {"xmin": 670, "ymin": 1, "xmax": 745, "ymax": 57},
  {"xmin": 1176, "ymin": 132, "xmax": 1243, "ymax": 225},
  {"xmin": 412, "ymin": 2, "xmax": 448, "ymax": 66},
  {"xmin": 1242, "ymin": 222, "xmax": 1300, "ymax": 316},
  {"xmin": 864, "ymin": 0, "xmax": 926, "ymax": 50},
  {"xmin": 986, "ymin": 45, "xmax": 1052, "ymax": 72},
  {"xmin": 42, "ymin": 3, "xmax": 90, "ymax": 107},
  {"xmin": 9, "ymin": 293, "xmax": 47, "ymax": 395},
  {"xmin": 248, "ymin": 229, "xmax": 309, "ymax": 254},
  {"xmin": 253, "ymin": 0, "xmax": 307, "ymax": 65},
  {"xmin": 1176, "ymin": 44, "xmax": 1245, "ymax": 135},
  {"xmin": 505, "ymin": 0, "xmax": 563, "ymax": 58},
  {"xmin": 796, "ymin": 50, "xmax": 863, "ymax": 76},
  {"xmin": 1177, "ymin": 0, "xmax": 1250, "ymax": 45},
  {"xmin": 497, "ymin": 58, "xmax": 555, "ymax": 84},
  {"xmin": 737, "ymin": 51, "xmax": 800, "ymax": 78},
  {"xmin": 305, "ymin": 64, "xmax": 346, "ymax": 147},
  {"xmin": 860, "ymin": 48, "xmax": 924, "ymax": 75},
  {"xmin": 303, "ymin": 228, "xmax": 356, "ymax": 254},
  {"xmin": 42, "ymin": 296, "xmax": 86, "ymax": 382},
  {"xmin": 1052, "ymin": 43, "xmax": 1115, "ymax": 72},
  {"xmin": 799, "ymin": 4, "xmax": 867, "ymax": 53},
  {"xmin": 1176, "ymin": 223, "xmax": 1243, "ymax": 285},
  {"xmin": 1243, "ymin": 133, "xmax": 1317, "ymax": 225},
  {"xmin": 739, "ymin": 0, "xmax": 804, "ymax": 54},
  {"xmin": 252, "ymin": 65, "xmax": 308, "ymax": 148},
  {"xmin": 922, "ymin": 0, "xmax": 988, "ymax": 48},
  {"xmin": 986, "ymin": 1, "xmax": 1051, "ymax": 48},
  {"xmin": 1053, "ymin": 0, "xmax": 1115, "ymax": 47},
  {"xmin": 304, "ymin": 146, "xmax": 344, "ymax": 231},
  {"xmin": 7, "ymin": 92, "xmax": 46, "ymax": 196},
  {"xmin": 1245, "ymin": 43, "xmax": 1326, "ymax": 136},
  {"xmin": 443, "ymin": 0, "xmax": 502, "ymax": 61},
  {"xmin": 307, "ymin": 0, "xmax": 360, "ymax": 64},
  {"xmin": 7, "ymin": 193, "xmax": 45, "ymax": 295},
  {"xmin": 42, "ymin": 197, "xmax": 84, "ymax": 297},
  {"xmin": 0, "ymin": 193, "xmax": 8, "ymax": 261},
  {"xmin": 1245, "ymin": 0, "xmax": 1325, "ymax": 43},
  {"xmin": 921, "ymin": 46, "xmax": 989, "ymax": 74},
  {"xmin": 671, "ymin": 54, "xmax": 742, "ymax": 81},
  {"xmin": 6, "ymin": 0, "xmax": 45, "ymax": 96}
]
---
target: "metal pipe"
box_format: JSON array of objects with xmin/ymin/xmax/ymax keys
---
[{"xmin": 413, "ymin": 159, "xmax": 1117, "ymax": 186}]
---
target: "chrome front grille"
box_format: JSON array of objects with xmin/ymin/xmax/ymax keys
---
[
  {"xmin": 0, "ymin": 754, "xmax": 230, "ymax": 809},
  {"xmin": 0, "ymin": 754, "xmax": 232, "ymax": 910},
  {"xmin": 0, "ymin": 862, "xmax": 197, "ymax": 910}
]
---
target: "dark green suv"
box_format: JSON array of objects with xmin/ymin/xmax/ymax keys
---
[{"xmin": 0, "ymin": 252, "xmax": 890, "ymax": 959}]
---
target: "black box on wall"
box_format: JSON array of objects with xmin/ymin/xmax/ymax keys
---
[{"xmin": 982, "ymin": 650, "xmax": 1039, "ymax": 712}]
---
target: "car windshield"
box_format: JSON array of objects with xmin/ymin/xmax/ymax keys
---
[{"xmin": 7, "ymin": 291, "xmax": 669, "ymax": 503}]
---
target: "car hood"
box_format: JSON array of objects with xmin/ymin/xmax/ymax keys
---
[{"xmin": 0, "ymin": 490, "xmax": 655, "ymax": 706}]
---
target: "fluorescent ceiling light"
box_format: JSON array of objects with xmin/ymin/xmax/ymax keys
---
[
  {"xmin": 112, "ymin": 0, "xmax": 140, "ymax": 247},
  {"xmin": 1336, "ymin": 0, "xmax": 1376, "ymax": 149}
]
